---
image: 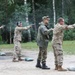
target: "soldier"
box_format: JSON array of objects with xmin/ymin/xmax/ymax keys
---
[
  {"xmin": 36, "ymin": 16, "xmax": 53, "ymax": 69},
  {"xmin": 52, "ymin": 18, "xmax": 75, "ymax": 71},
  {"xmin": 13, "ymin": 22, "xmax": 31, "ymax": 62}
]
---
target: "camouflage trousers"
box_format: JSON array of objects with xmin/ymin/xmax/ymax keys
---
[
  {"xmin": 13, "ymin": 40, "xmax": 21, "ymax": 59},
  {"xmin": 52, "ymin": 44, "xmax": 63, "ymax": 66},
  {"xmin": 37, "ymin": 47, "xmax": 47, "ymax": 63}
]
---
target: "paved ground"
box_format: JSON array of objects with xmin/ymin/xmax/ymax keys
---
[{"xmin": 0, "ymin": 50, "xmax": 75, "ymax": 75}]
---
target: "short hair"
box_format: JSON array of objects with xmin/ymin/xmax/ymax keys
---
[{"xmin": 58, "ymin": 18, "xmax": 64, "ymax": 23}]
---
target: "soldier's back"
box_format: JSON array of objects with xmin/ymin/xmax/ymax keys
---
[
  {"xmin": 52, "ymin": 23, "xmax": 64, "ymax": 45},
  {"xmin": 14, "ymin": 26, "xmax": 22, "ymax": 41}
]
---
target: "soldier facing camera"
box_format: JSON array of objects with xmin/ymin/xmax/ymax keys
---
[{"xmin": 36, "ymin": 16, "xmax": 53, "ymax": 70}]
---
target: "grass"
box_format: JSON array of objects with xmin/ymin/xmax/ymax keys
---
[
  {"xmin": 0, "ymin": 41, "xmax": 75, "ymax": 54},
  {"xmin": 63, "ymin": 41, "xmax": 75, "ymax": 54},
  {"xmin": 0, "ymin": 42, "xmax": 52, "ymax": 49},
  {"xmin": 0, "ymin": 42, "xmax": 38, "ymax": 49}
]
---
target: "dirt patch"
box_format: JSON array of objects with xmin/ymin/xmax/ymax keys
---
[{"xmin": 0, "ymin": 50, "xmax": 75, "ymax": 75}]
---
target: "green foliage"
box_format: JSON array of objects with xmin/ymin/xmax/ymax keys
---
[
  {"xmin": 0, "ymin": 1, "xmax": 32, "ymax": 43},
  {"xmin": 64, "ymin": 29, "xmax": 75, "ymax": 40},
  {"xmin": 9, "ymin": 4, "xmax": 31, "ymax": 24},
  {"xmin": 1, "ymin": 0, "xmax": 75, "ymax": 43}
]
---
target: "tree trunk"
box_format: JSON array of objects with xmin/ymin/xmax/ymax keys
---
[
  {"xmin": 53, "ymin": 0, "xmax": 56, "ymax": 26},
  {"xmin": 32, "ymin": 0, "xmax": 37, "ymax": 38},
  {"xmin": 62, "ymin": 0, "xmax": 64, "ymax": 17},
  {"xmin": 10, "ymin": 26, "xmax": 12, "ymax": 44},
  {"xmin": 24, "ymin": 0, "xmax": 31, "ymax": 41},
  {"xmin": 5, "ymin": 0, "xmax": 8, "ymax": 43}
]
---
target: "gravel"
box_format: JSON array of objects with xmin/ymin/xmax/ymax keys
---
[{"xmin": 0, "ymin": 50, "xmax": 75, "ymax": 75}]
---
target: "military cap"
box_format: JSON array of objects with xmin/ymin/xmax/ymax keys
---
[{"xmin": 42, "ymin": 16, "xmax": 50, "ymax": 20}]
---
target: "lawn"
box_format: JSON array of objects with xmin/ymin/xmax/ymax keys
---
[
  {"xmin": 0, "ymin": 41, "xmax": 75, "ymax": 54},
  {"xmin": 63, "ymin": 41, "xmax": 75, "ymax": 54}
]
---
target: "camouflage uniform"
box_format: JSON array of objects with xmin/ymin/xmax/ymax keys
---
[
  {"xmin": 37, "ymin": 22, "xmax": 52, "ymax": 63},
  {"xmin": 13, "ymin": 26, "xmax": 30, "ymax": 59},
  {"xmin": 52, "ymin": 23, "xmax": 74, "ymax": 66}
]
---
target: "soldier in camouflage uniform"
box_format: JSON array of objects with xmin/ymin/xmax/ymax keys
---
[
  {"xmin": 52, "ymin": 18, "xmax": 75, "ymax": 71},
  {"xmin": 13, "ymin": 22, "xmax": 31, "ymax": 62},
  {"xmin": 36, "ymin": 16, "xmax": 53, "ymax": 69}
]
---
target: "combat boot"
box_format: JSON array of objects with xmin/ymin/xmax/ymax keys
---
[
  {"xmin": 36, "ymin": 60, "xmax": 42, "ymax": 68},
  {"xmin": 55, "ymin": 64, "xmax": 58, "ymax": 70},
  {"xmin": 18, "ymin": 57, "xmax": 23, "ymax": 61},
  {"xmin": 12, "ymin": 58, "xmax": 19, "ymax": 62},
  {"xmin": 42, "ymin": 62, "xmax": 50, "ymax": 70},
  {"xmin": 58, "ymin": 66, "xmax": 67, "ymax": 71}
]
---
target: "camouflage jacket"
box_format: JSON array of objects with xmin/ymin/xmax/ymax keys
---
[
  {"xmin": 37, "ymin": 22, "xmax": 52, "ymax": 48},
  {"xmin": 14, "ymin": 26, "xmax": 30, "ymax": 41},
  {"xmin": 52, "ymin": 23, "xmax": 74, "ymax": 45}
]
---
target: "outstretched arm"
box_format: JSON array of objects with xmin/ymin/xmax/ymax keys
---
[
  {"xmin": 67, "ymin": 24, "xmax": 75, "ymax": 29},
  {"xmin": 16, "ymin": 25, "xmax": 32, "ymax": 30},
  {"xmin": 0, "ymin": 25, "xmax": 5, "ymax": 29},
  {"xmin": 72, "ymin": 24, "xmax": 75, "ymax": 28},
  {"xmin": 41, "ymin": 26, "xmax": 53, "ymax": 35}
]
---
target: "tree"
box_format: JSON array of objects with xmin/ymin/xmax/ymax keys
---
[
  {"xmin": 53, "ymin": 0, "xmax": 56, "ymax": 26},
  {"xmin": 32, "ymin": 0, "xmax": 37, "ymax": 39},
  {"xmin": 62, "ymin": 0, "xmax": 64, "ymax": 17}
]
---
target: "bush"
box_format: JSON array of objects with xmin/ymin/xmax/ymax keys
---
[{"xmin": 64, "ymin": 29, "xmax": 75, "ymax": 40}]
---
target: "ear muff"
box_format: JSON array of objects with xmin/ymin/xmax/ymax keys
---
[{"xmin": 17, "ymin": 22, "xmax": 21, "ymax": 26}]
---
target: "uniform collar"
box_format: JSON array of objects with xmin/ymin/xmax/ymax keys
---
[{"xmin": 57, "ymin": 23, "xmax": 61, "ymax": 26}]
